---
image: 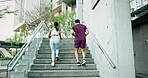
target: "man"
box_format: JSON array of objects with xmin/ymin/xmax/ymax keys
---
[{"xmin": 71, "ymin": 19, "xmax": 89, "ymax": 66}]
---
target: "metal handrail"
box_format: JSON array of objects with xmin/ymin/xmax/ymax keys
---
[
  {"xmin": 7, "ymin": 20, "xmax": 47, "ymax": 74},
  {"xmin": 83, "ymin": 21, "xmax": 116, "ymax": 69}
]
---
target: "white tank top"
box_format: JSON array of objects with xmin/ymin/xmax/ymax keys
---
[{"xmin": 50, "ymin": 27, "xmax": 59, "ymax": 36}]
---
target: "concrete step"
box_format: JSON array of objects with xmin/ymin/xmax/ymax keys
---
[
  {"xmin": 39, "ymin": 47, "xmax": 74, "ymax": 50},
  {"xmin": 36, "ymin": 51, "xmax": 90, "ymax": 55},
  {"xmin": 25, "ymin": 51, "xmax": 37, "ymax": 55},
  {"xmin": 33, "ymin": 59, "xmax": 94, "ymax": 64},
  {"xmin": 29, "ymin": 76, "xmax": 101, "ymax": 78},
  {"xmin": 40, "ymin": 45, "xmax": 74, "ymax": 49},
  {"xmin": 19, "ymin": 59, "xmax": 33, "ymax": 65},
  {"xmin": 42, "ymin": 40, "xmax": 74, "ymax": 44},
  {"xmin": 37, "ymin": 51, "xmax": 90, "ymax": 54},
  {"xmin": 38, "ymin": 49, "xmax": 90, "ymax": 53},
  {"xmin": 36, "ymin": 54, "xmax": 92, "ymax": 59},
  {"xmin": 38, "ymin": 48, "xmax": 75, "ymax": 51},
  {"xmin": 28, "ymin": 70, "xmax": 99, "ymax": 77},
  {"xmin": 22, "ymin": 55, "xmax": 35, "ymax": 59},
  {"xmin": 41, "ymin": 42, "xmax": 74, "ymax": 45},
  {"xmin": 43, "ymin": 38, "xmax": 74, "ymax": 42},
  {"xmin": 15, "ymin": 65, "xmax": 28, "ymax": 72},
  {"xmin": 31, "ymin": 64, "xmax": 97, "ymax": 70},
  {"xmin": 10, "ymin": 72, "xmax": 26, "ymax": 78},
  {"xmin": 28, "ymin": 48, "xmax": 38, "ymax": 52}
]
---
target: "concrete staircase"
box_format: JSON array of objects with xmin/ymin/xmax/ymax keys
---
[
  {"xmin": 9, "ymin": 38, "xmax": 42, "ymax": 78},
  {"xmin": 28, "ymin": 38, "xmax": 100, "ymax": 78}
]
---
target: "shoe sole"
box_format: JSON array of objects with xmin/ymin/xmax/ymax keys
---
[
  {"xmin": 76, "ymin": 64, "xmax": 81, "ymax": 66},
  {"xmin": 51, "ymin": 65, "xmax": 55, "ymax": 67},
  {"xmin": 82, "ymin": 63, "xmax": 86, "ymax": 66}
]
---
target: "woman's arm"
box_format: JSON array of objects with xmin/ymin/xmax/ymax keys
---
[
  {"xmin": 48, "ymin": 29, "xmax": 52, "ymax": 38},
  {"xmin": 58, "ymin": 29, "xmax": 62, "ymax": 40}
]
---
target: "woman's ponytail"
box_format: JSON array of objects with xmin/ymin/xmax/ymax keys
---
[{"xmin": 54, "ymin": 22, "xmax": 59, "ymax": 32}]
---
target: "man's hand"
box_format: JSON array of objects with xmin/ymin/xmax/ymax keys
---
[
  {"xmin": 85, "ymin": 29, "xmax": 89, "ymax": 36},
  {"xmin": 71, "ymin": 29, "xmax": 75, "ymax": 36}
]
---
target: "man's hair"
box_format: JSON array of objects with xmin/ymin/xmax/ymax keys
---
[
  {"xmin": 75, "ymin": 19, "xmax": 80, "ymax": 23},
  {"xmin": 54, "ymin": 22, "xmax": 58, "ymax": 26}
]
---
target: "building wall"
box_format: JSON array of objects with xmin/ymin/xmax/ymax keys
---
[
  {"xmin": 24, "ymin": 0, "xmax": 41, "ymax": 23},
  {"xmin": 14, "ymin": 0, "xmax": 41, "ymax": 30},
  {"xmin": 133, "ymin": 23, "xmax": 148, "ymax": 74},
  {"xmin": 14, "ymin": 0, "xmax": 25, "ymax": 27},
  {"xmin": 52, "ymin": 0, "xmax": 59, "ymax": 9},
  {"xmin": 79, "ymin": 0, "xmax": 135, "ymax": 78},
  {"xmin": 130, "ymin": 0, "xmax": 148, "ymax": 75}
]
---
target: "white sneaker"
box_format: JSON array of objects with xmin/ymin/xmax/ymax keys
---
[
  {"xmin": 51, "ymin": 62, "xmax": 55, "ymax": 66},
  {"xmin": 82, "ymin": 59, "xmax": 86, "ymax": 66}
]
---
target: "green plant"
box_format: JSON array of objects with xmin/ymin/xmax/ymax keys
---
[
  {"xmin": 0, "ymin": 57, "xmax": 13, "ymax": 60},
  {"xmin": 5, "ymin": 32, "xmax": 25, "ymax": 46},
  {"xmin": 50, "ymin": 12, "xmax": 75, "ymax": 38}
]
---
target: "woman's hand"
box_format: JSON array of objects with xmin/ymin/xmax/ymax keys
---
[{"xmin": 60, "ymin": 38, "xmax": 63, "ymax": 40}]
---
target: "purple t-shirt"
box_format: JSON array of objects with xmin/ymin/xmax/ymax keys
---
[{"xmin": 72, "ymin": 24, "xmax": 87, "ymax": 40}]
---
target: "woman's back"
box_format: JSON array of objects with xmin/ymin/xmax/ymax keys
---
[{"xmin": 50, "ymin": 27, "xmax": 59, "ymax": 36}]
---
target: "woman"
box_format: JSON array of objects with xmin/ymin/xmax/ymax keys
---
[{"xmin": 48, "ymin": 22, "xmax": 62, "ymax": 66}]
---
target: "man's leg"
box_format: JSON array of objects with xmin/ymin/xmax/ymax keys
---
[
  {"xmin": 81, "ymin": 48, "xmax": 86, "ymax": 66},
  {"xmin": 74, "ymin": 40, "xmax": 81, "ymax": 66},
  {"xmin": 80, "ymin": 40, "xmax": 86, "ymax": 66},
  {"xmin": 74, "ymin": 48, "xmax": 79, "ymax": 62},
  {"xmin": 81, "ymin": 48, "xmax": 86, "ymax": 59}
]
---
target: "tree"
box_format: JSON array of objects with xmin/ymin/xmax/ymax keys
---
[
  {"xmin": 24, "ymin": 4, "xmax": 75, "ymax": 37},
  {"xmin": 50, "ymin": 12, "xmax": 75, "ymax": 38},
  {"xmin": 15, "ymin": 1, "xmax": 76, "ymax": 38},
  {"xmin": 0, "ymin": 6, "xmax": 15, "ymax": 18}
]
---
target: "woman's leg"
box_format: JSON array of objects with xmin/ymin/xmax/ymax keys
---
[
  {"xmin": 50, "ymin": 39, "xmax": 55, "ymax": 63},
  {"xmin": 55, "ymin": 38, "xmax": 60, "ymax": 60}
]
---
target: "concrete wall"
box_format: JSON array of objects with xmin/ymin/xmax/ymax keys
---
[
  {"xmin": 79, "ymin": 0, "xmax": 135, "ymax": 78},
  {"xmin": 24, "ymin": 0, "xmax": 40, "ymax": 23},
  {"xmin": 133, "ymin": 23, "xmax": 148, "ymax": 74},
  {"xmin": 14, "ymin": 0, "xmax": 41, "ymax": 30},
  {"xmin": 14, "ymin": 0, "xmax": 25, "ymax": 27}
]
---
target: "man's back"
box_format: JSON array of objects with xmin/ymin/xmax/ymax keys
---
[{"xmin": 72, "ymin": 24, "xmax": 87, "ymax": 40}]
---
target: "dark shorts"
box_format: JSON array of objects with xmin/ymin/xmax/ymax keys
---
[{"xmin": 74, "ymin": 40, "xmax": 86, "ymax": 48}]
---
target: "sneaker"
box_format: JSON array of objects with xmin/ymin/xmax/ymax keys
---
[
  {"xmin": 76, "ymin": 62, "xmax": 81, "ymax": 66},
  {"xmin": 56, "ymin": 57, "xmax": 60, "ymax": 61},
  {"xmin": 51, "ymin": 62, "xmax": 55, "ymax": 66},
  {"xmin": 82, "ymin": 59, "xmax": 86, "ymax": 66}
]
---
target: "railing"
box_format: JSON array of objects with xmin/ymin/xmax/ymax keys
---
[
  {"xmin": 83, "ymin": 21, "xmax": 116, "ymax": 69},
  {"xmin": 7, "ymin": 20, "xmax": 49, "ymax": 78},
  {"xmin": 130, "ymin": 0, "xmax": 148, "ymax": 12}
]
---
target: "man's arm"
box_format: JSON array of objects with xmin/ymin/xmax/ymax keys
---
[
  {"xmin": 85, "ymin": 29, "xmax": 89, "ymax": 36},
  {"xmin": 71, "ymin": 29, "xmax": 75, "ymax": 36}
]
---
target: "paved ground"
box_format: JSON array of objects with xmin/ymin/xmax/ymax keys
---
[
  {"xmin": 136, "ymin": 73, "xmax": 148, "ymax": 78},
  {"xmin": 0, "ymin": 66, "xmax": 7, "ymax": 78}
]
